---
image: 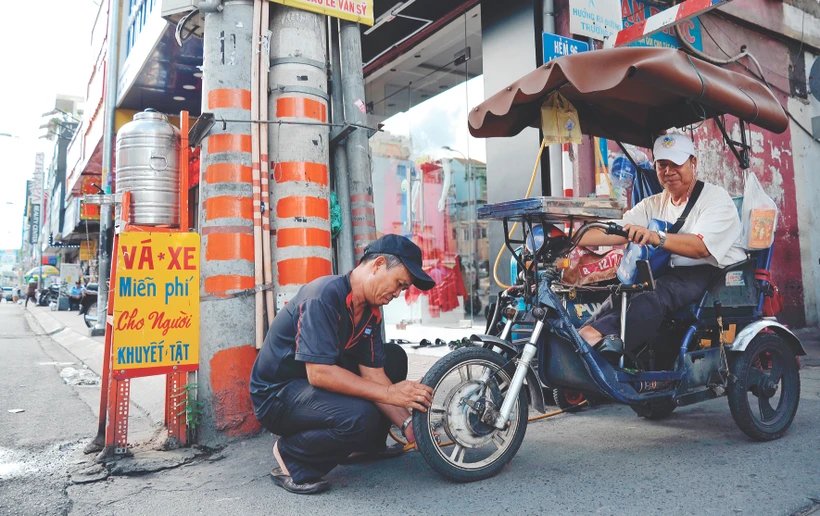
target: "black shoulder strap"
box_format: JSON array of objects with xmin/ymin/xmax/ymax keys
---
[{"xmin": 669, "ymin": 180, "xmax": 704, "ymax": 234}]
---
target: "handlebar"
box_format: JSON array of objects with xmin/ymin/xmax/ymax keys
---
[{"xmin": 571, "ymin": 222, "xmax": 629, "ymax": 243}]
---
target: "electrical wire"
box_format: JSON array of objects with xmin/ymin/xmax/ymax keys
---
[
  {"xmin": 492, "ymin": 137, "xmax": 548, "ymax": 290},
  {"xmin": 675, "ymin": 18, "xmax": 819, "ymax": 144}
]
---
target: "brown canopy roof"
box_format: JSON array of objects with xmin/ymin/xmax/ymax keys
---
[{"xmin": 468, "ymin": 47, "xmax": 788, "ymax": 148}]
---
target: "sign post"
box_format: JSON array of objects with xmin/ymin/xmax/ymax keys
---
[{"xmin": 89, "ymin": 111, "xmax": 198, "ymax": 460}]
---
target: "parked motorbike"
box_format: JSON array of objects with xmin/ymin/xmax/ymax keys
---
[{"xmin": 37, "ymin": 284, "xmax": 60, "ymax": 307}]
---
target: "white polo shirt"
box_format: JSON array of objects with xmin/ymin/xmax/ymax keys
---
[{"xmin": 622, "ymin": 182, "xmax": 747, "ymax": 268}]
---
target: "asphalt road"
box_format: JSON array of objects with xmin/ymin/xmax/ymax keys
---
[
  {"xmin": 2, "ymin": 301, "xmax": 819, "ymax": 515},
  {"xmin": 0, "ymin": 303, "xmax": 98, "ymax": 515}
]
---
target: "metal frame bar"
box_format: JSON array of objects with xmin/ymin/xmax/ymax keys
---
[{"xmin": 714, "ymin": 116, "xmax": 751, "ymax": 169}]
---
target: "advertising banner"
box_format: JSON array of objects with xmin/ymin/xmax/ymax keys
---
[
  {"xmin": 80, "ymin": 240, "xmax": 97, "ymax": 261},
  {"xmin": 621, "ymin": 0, "xmax": 703, "ymax": 50},
  {"xmin": 80, "ymin": 176, "xmax": 101, "ymax": 221},
  {"xmin": 29, "ymin": 205, "xmax": 41, "ymax": 245},
  {"xmin": 112, "ymin": 232, "xmax": 200, "ymax": 379},
  {"xmin": 269, "ymin": 0, "xmax": 374, "ymax": 26}
]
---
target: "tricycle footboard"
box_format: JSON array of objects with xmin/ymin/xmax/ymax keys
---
[
  {"xmin": 539, "ymin": 330, "xmax": 675, "ymax": 405},
  {"xmin": 539, "ymin": 332, "xmax": 605, "ymax": 395}
]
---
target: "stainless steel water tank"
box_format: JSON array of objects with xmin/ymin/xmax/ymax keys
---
[{"xmin": 115, "ymin": 109, "xmax": 180, "ymax": 226}]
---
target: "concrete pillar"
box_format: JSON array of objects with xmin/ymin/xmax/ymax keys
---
[
  {"xmin": 198, "ymin": 0, "xmax": 260, "ymax": 442},
  {"xmin": 268, "ymin": 5, "xmax": 333, "ymax": 307},
  {"xmin": 340, "ymin": 20, "xmax": 376, "ymax": 261}
]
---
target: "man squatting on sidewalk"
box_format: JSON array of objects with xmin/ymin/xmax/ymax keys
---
[{"xmin": 250, "ymin": 234, "xmax": 436, "ymax": 494}]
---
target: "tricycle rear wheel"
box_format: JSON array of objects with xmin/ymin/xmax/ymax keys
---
[
  {"xmin": 412, "ymin": 347, "xmax": 528, "ymax": 482},
  {"xmin": 728, "ymin": 333, "xmax": 800, "ymax": 441}
]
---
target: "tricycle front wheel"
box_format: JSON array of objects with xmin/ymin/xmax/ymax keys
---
[
  {"xmin": 412, "ymin": 347, "xmax": 528, "ymax": 482},
  {"xmin": 728, "ymin": 333, "xmax": 800, "ymax": 441}
]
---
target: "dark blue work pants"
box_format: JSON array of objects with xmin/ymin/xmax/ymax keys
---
[
  {"xmin": 258, "ymin": 343, "xmax": 408, "ymax": 483},
  {"xmin": 586, "ymin": 264, "xmax": 719, "ymax": 351}
]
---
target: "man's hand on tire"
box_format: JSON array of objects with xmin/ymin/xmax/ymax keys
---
[{"xmin": 386, "ymin": 381, "xmax": 433, "ymax": 412}]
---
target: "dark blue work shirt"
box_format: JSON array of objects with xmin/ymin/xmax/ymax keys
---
[{"xmin": 250, "ymin": 274, "xmax": 385, "ymax": 420}]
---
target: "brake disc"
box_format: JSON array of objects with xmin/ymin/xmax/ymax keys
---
[{"xmin": 441, "ymin": 380, "xmax": 497, "ymax": 449}]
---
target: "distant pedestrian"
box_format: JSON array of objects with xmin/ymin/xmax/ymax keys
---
[{"xmin": 24, "ymin": 281, "xmax": 37, "ymax": 308}]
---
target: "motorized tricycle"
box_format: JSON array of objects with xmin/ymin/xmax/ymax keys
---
[{"xmin": 411, "ymin": 47, "xmax": 805, "ymax": 482}]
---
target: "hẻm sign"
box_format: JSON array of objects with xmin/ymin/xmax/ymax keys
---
[
  {"xmin": 112, "ymin": 232, "xmax": 200, "ymax": 379},
  {"xmin": 542, "ymin": 32, "xmax": 590, "ymax": 64},
  {"xmin": 269, "ymin": 0, "xmax": 374, "ymax": 26},
  {"xmin": 569, "ymin": 0, "xmax": 623, "ymax": 41}
]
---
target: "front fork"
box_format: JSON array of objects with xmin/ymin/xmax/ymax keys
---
[{"xmin": 493, "ymin": 309, "xmax": 547, "ymax": 429}]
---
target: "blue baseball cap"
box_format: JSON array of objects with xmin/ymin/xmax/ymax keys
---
[{"xmin": 362, "ymin": 234, "xmax": 436, "ymax": 291}]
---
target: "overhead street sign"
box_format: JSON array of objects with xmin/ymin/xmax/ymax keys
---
[
  {"xmin": 543, "ymin": 32, "xmax": 590, "ymax": 64},
  {"xmin": 608, "ymin": 0, "xmax": 731, "ymax": 47},
  {"xmin": 269, "ymin": 0, "xmax": 374, "ymax": 26},
  {"xmin": 569, "ymin": 0, "xmax": 624, "ymax": 41}
]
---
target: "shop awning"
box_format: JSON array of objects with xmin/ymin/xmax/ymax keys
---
[{"xmin": 467, "ymin": 47, "xmax": 789, "ymax": 148}]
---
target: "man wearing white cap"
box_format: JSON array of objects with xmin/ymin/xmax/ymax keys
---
[{"xmin": 577, "ymin": 133, "xmax": 746, "ymax": 354}]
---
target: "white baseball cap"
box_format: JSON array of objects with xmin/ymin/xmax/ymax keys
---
[{"xmin": 653, "ymin": 133, "xmax": 696, "ymax": 165}]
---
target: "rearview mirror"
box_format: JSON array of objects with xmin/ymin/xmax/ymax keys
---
[{"xmin": 636, "ymin": 260, "xmax": 655, "ymax": 291}]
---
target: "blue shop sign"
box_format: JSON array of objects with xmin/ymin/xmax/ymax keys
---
[
  {"xmin": 542, "ymin": 32, "xmax": 590, "ymax": 64},
  {"xmin": 621, "ymin": 0, "xmax": 703, "ymax": 50}
]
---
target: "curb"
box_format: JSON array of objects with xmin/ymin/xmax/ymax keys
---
[
  {"xmin": 24, "ymin": 307, "xmax": 105, "ymax": 377},
  {"xmin": 23, "ymin": 306, "xmax": 167, "ymax": 427}
]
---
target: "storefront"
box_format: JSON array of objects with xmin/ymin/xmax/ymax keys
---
[{"xmin": 364, "ymin": 4, "xmax": 489, "ymax": 330}]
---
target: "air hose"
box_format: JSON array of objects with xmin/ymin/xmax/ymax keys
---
[
  {"xmin": 492, "ymin": 137, "xmax": 549, "ymax": 289},
  {"xmin": 389, "ymin": 399, "xmax": 589, "ymax": 450}
]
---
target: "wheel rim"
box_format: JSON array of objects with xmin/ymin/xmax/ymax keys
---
[
  {"xmin": 426, "ymin": 358, "xmax": 520, "ymax": 471},
  {"xmin": 744, "ymin": 346, "xmax": 793, "ymax": 429}
]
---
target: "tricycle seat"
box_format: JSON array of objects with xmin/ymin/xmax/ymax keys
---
[{"xmin": 669, "ymin": 250, "xmax": 771, "ymax": 323}]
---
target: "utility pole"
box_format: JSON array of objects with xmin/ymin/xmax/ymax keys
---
[
  {"xmin": 268, "ymin": 4, "xmax": 333, "ymax": 305},
  {"xmin": 329, "ymin": 19, "xmax": 355, "ymax": 274},
  {"xmin": 544, "ymin": 0, "xmax": 563, "ymax": 197},
  {"xmin": 91, "ymin": 0, "xmax": 121, "ymax": 337},
  {"xmin": 197, "ymin": 0, "xmax": 259, "ymax": 443},
  {"xmin": 339, "ymin": 21, "xmax": 376, "ymax": 261}
]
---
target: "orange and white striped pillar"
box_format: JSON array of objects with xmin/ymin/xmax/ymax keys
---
[
  {"xmin": 268, "ymin": 5, "xmax": 333, "ymax": 309},
  {"xmin": 197, "ymin": 0, "xmax": 261, "ymax": 441}
]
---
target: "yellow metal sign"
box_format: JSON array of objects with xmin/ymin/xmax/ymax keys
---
[
  {"xmin": 112, "ymin": 232, "xmax": 200, "ymax": 379},
  {"xmin": 269, "ymin": 0, "xmax": 374, "ymax": 26}
]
